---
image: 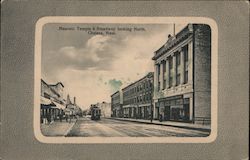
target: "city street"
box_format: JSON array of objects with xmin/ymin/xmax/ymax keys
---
[{"xmin": 66, "ymin": 117, "xmax": 210, "ymax": 137}]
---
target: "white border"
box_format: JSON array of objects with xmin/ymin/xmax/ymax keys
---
[{"xmin": 34, "ymin": 17, "xmax": 218, "ymax": 143}]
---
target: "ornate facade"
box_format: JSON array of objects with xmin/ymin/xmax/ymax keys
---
[{"xmin": 152, "ymin": 24, "xmax": 211, "ymax": 124}]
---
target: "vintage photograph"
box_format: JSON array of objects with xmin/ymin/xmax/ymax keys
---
[
  {"xmin": 34, "ymin": 17, "xmax": 217, "ymax": 143},
  {"xmin": 2, "ymin": 1, "xmax": 248, "ymax": 159}
]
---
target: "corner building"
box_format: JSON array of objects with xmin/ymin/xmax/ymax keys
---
[
  {"xmin": 152, "ymin": 24, "xmax": 211, "ymax": 124},
  {"xmin": 111, "ymin": 91, "xmax": 123, "ymax": 117}
]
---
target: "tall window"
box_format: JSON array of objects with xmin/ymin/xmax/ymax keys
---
[
  {"xmin": 169, "ymin": 77, "xmax": 172, "ymax": 87},
  {"xmin": 162, "ymin": 60, "xmax": 166, "ymax": 89},
  {"xmin": 169, "ymin": 56, "xmax": 173, "ymax": 69},
  {"xmin": 176, "ymin": 52, "xmax": 181, "ymax": 66},
  {"xmin": 176, "ymin": 73, "xmax": 181, "ymax": 86},
  {"xmin": 157, "ymin": 64, "xmax": 161, "ymax": 91},
  {"xmin": 169, "ymin": 56, "xmax": 173, "ymax": 88},
  {"xmin": 184, "ymin": 71, "xmax": 188, "ymax": 84},
  {"xmin": 184, "ymin": 45, "xmax": 189, "ymax": 62},
  {"xmin": 184, "ymin": 45, "xmax": 189, "ymax": 84}
]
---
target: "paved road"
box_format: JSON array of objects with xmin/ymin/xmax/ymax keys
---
[{"xmin": 66, "ymin": 117, "xmax": 209, "ymax": 137}]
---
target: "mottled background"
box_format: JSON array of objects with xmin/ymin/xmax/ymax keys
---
[{"xmin": 1, "ymin": 1, "xmax": 249, "ymax": 160}]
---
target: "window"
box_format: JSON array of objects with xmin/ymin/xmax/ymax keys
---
[
  {"xmin": 176, "ymin": 52, "xmax": 181, "ymax": 66},
  {"xmin": 169, "ymin": 77, "xmax": 172, "ymax": 88},
  {"xmin": 163, "ymin": 79, "xmax": 166, "ymax": 89},
  {"xmin": 184, "ymin": 45, "xmax": 189, "ymax": 62},
  {"xmin": 184, "ymin": 71, "xmax": 188, "ymax": 84},
  {"xmin": 176, "ymin": 74, "xmax": 181, "ymax": 86},
  {"xmin": 169, "ymin": 56, "xmax": 173, "ymax": 69},
  {"xmin": 162, "ymin": 60, "xmax": 166, "ymax": 90},
  {"xmin": 158, "ymin": 64, "xmax": 161, "ymax": 74}
]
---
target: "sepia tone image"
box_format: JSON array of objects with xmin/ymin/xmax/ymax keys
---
[{"xmin": 35, "ymin": 17, "xmax": 216, "ymax": 142}]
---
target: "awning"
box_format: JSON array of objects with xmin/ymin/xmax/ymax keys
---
[
  {"xmin": 139, "ymin": 103, "xmax": 151, "ymax": 107},
  {"xmin": 52, "ymin": 101, "xmax": 66, "ymax": 110},
  {"xmin": 122, "ymin": 105, "xmax": 136, "ymax": 108},
  {"xmin": 170, "ymin": 105, "xmax": 183, "ymax": 109},
  {"xmin": 40, "ymin": 96, "xmax": 52, "ymax": 105}
]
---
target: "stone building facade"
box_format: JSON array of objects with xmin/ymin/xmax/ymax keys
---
[
  {"xmin": 122, "ymin": 72, "xmax": 154, "ymax": 119},
  {"xmin": 111, "ymin": 91, "xmax": 123, "ymax": 117},
  {"xmin": 152, "ymin": 24, "xmax": 211, "ymax": 124}
]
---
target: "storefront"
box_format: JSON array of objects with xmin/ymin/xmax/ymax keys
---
[
  {"xmin": 157, "ymin": 95, "xmax": 191, "ymax": 122},
  {"xmin": 40, "ymin": 96, "xmax": 65, "ymax": 124},
  {"xmin": 138, "ymin": 104, "xmax": 150, "ymax": 119}
]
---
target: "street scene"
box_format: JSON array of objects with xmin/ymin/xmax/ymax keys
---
[
  {"xmin": 40, "ymin": 23, "xmax": 212, "ymax": 138},
  {"xmin": 66, "ymin": 117, "xmax": 209, "ymax": 137}
]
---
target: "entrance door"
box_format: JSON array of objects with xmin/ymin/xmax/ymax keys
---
[
  {"xmin": 164, "ymin": 106, "xmax": 170, "ymax": 120},
  {"xmin": 183, "ymin": 104, "xmax": 190, "ymax": 121}
]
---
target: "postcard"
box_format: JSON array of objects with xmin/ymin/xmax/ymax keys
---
[{"xmin": 34, "ymin": 17, "xmax": 218, "ymax": 143}]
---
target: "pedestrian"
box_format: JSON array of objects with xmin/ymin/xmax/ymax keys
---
[
  {"xmin": 65, "ymin": 114, "xmax": 68, "ymax": 122},
  {"xmin": 59, "ymin": 113, "xmax": 62, "ymax": 122},
  {"xmin": 159, "ymin": 114, "xmax": 163, "ymax": 122}
]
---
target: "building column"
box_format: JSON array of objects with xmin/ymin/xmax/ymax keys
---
[
  {"xmin": 172, "ymin": 54, "xmax": 177, "ymax": 86},
  {"xmin": 165, "ymin": 59, "xmax": 169, "ymax": 88},
  {"xmin": 180, "ymin": 48, "xmax": 185, "ymax": 84},
  {"xmin": 154, "ymin": 64, "xmax": 159, "ymax": 93},
  {"xmin": 160, "ymin": 62, "xmax": 164, "ymax": 90},
  {"xmin": 188, "ymin": 41, "xmax": 193, "ymax": 84}
]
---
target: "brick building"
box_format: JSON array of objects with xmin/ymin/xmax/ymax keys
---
[
  {"xmin": 122, "ymin": 72, "xmax": 154, "ymax": 119},
  {"xmin": 152, "ymin": 24, "xmax": 211, "ymax": 124}
]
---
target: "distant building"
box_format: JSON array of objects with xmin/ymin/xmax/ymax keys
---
[
  {"xmin": 111, "ymin": 91, "xmax": 123, "ymax": 117},
  {"xmin": 40, "ymin": 79, "xmax": 65, "ymax": 123},
  {"xmin": 122, "ymin": 72, "xmax": 154, "ymax": 119},
  {"xmin": 152, "ymin": 24, "xmax": 211, "ymax": 124},
  {"xmin": 96, "ymin": 102, "xmax": 111, "ymax": 117},
  {"xmin": 65, "ymin": 95, "xmax": 82, "ymax": 116}
]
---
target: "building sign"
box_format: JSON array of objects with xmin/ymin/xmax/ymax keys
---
[{"xmin": 158, "ymin": 95, "xmax": 183, "ymax": 102}]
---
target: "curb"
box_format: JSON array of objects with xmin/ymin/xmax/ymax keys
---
[
  {"xmin": 63, "ymin": 119, "xmax": 78, "ymax": 136},
  {"xmin": 109, "ymin": 118, "xmax": 211, "ymax": 133}
]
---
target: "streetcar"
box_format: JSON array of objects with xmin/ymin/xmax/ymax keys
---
[{"xmin": 90, "ymin": 106, "xmax": 101, "ymax": 120}]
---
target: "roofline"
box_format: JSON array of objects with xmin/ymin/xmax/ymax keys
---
[
  {"xmin": 110, "ymin": 90, "xmax": 120, "ymax": 97},
  {"xmin": 152, "ymin": 24, "xmax": 192, "ymax": 60},
  {"xmin": 41, "ymin": 79, "xmax": 64, "ymax": 88},
  {"xmin": 121, "ymin": 72, "xmax": 154, "ymax": 91}
]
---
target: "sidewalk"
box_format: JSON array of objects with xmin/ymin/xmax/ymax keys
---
[
  {"xmin": 109, "ymin": 117, "xmax": 211, "ymax": 132},
  {"xmin": 41, "ymin": 119, "xmax": 77, "ymax": 136}
]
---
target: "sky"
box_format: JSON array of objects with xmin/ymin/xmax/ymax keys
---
[{"xmin": 41, "ymin": 23, "xmax": 187, "ymax": 109}]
